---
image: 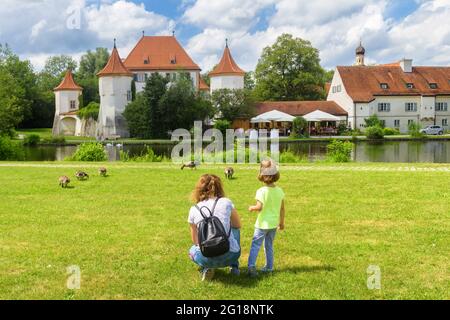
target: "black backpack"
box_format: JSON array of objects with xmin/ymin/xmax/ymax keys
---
[{"xmin": 196, "ymin": 198, "xmax": 231, "ymax": 258}]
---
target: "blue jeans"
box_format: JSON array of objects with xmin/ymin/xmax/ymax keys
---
[
  {"xmin": 189, "ymin": 228, "xmax": 241, "ymax": 269},
  {"xmin": 248, "ymin": 228, "xmax": 277, "ymax": 271}
]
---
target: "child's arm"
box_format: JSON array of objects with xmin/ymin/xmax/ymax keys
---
[
  {"xmin": 249, "ymin": 201, "xmax": 263, "ymax": 212},
  {"xmin": 279, "ymin": 200, "xmax": 285, "ymax": 230}
]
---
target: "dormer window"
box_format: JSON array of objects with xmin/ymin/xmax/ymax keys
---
[
  {"xmin": 170, "ymin": 55, "xmax": 177, "ymax": 64},
  {"xmin": 144, "ymin": 59, "xmax": 149, "ymax": 65},
  {"xmin": 429, "ymin": 83, "xmax": 438, "ymax": 89},
  {"xmin": 406, "ymin": 83, "xmax": 414, "ymax": 89},
  {"xmin": 380, "ymin": 83, "xmax": 389, "ymax": 89}
]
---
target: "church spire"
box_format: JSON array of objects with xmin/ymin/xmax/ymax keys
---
[{"xmin": 355, "ymin": 40, "xmax": 366, "ymax": 66}]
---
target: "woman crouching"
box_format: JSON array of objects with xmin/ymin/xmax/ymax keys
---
[{"xmin": 188, "ymin": 174, "xmax": 242, "ymax": 281}]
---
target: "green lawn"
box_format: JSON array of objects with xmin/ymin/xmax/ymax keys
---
[{"xmin": 0, "ymin": 162, "xmax": 449, "ymax": 300}]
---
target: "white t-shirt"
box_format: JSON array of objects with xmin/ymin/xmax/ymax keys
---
[{"xmin": 188, "ymin": 198, "xmax": 240, "ymax": 253}]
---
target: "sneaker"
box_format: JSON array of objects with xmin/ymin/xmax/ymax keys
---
[
  {"xmin": 248, "ymin": 267, "xmax": 258, "ymax": 278},
  {"xmin": 260, "ymin": 267, "xmax": 274, "ymax": 274},
  {"xmin": 201, "ymin": 268, "xmax": 215, "ymax": 281},
  {"xmin": 230, "ymin": 267, "xmax": 240, "ymax": 276}
]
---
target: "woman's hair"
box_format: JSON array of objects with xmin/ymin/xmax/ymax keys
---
[
  {"xmin": 191, "ymin": 174, "xmax": 225, "ymax": 203},
  {"xmin": 258, "ymin": 159, "xmax": 280, "ymax": 184}
]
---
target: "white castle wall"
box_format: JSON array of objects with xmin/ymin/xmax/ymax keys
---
[
  {"xmin": 210, "ymin": 75, "xmax": 244, "ymax": 93},
  {"xmin": 97, "ymin": 75, "xmax": 133, "ymax": 138}
]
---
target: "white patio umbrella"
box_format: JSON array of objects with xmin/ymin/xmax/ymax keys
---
[
  {"xmin": 251, "ymin": 110, "xmax": 296, "ymax": 123},
  {"xmin": 303, "ymin": 110, "xmax": 341, "ymax": 122}
]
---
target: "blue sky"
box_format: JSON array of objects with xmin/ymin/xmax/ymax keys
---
[{"xmin": 1, "ymin": 0, "xmax": 449, "ymax": 72}]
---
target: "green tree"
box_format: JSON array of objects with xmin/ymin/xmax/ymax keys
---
[
  {"xmin": 254, "ymin": 34, "xmax": 327, "ymax": 101},
  {"xmin": 158, "ymin": 75, "xmax": 213, "ymax": 137},
  {"xmin": 0, "ymin": 68, "xmax": 26, "ymax": 136},
  {"xmin": 211, "ymin": 89, "xmax": 255, "ymax": 122},
  {"xmin": 42, "ymin": 55, "xmax": 77, "ymax": 78},
  {"xmin": 244, "ymin": 72, "xmax": 256, "ymax": 91},
  {"xmin": 78, "ymin": 48, "xmax": 109, "ymax": 78},
  {"xmin": 76, "ymin": 48, "xmax": 109, "ymax": 106},
  {"xmin": 0, "ymin": 44, "xmax": 36, "ymax": 130},
  {"xmin": 123, "ymin": 94, "xmax": 152, "ymax": 139}
]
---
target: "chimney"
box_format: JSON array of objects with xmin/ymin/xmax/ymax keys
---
[{"xmin": 400, "ymin": 58, "xmax": 413, "ymax": 73}]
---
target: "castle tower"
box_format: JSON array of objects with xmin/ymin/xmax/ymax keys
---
[
  {"xmin": 52, "ymin": 70, "xmax": 83, "ymax": 136},
  {"xmin": 96, "ymin": 40, "xmax": 133, "ymax": 139},
  {"xmin": 209, "ymin": 40, "xmax": 245, "ymax": 94},
  {"xmin": 355, "ymin": 41, "xmax": 366, "ymax": 66}
]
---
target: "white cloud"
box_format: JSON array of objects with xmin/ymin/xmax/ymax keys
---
[
  {"xmin": 183, "ymin": 0, "xmax": 275, "ymax": 31},
  {"xmin": 85, "ymin": 1, "xmax": 175, "ymax": 45},
  {"xmin": 30, "ymin": 20, "xmax": 48, "ymax": 41}
]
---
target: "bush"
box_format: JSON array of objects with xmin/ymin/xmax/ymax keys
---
[
  {"xmin": 366, "ymin": 126, "xmax": 385, "ymax": 139},
  {"xmin": 0, "ymin": 136, "xmax": 25, "ymax": 160},
  {"xmin": 383, "ymin": 127, "xmax": 400, "ymax": 136},
  {"xmin": 41, "ymin": 136, "xmax": 66, "ymax": 144},
  {"xmin": 67, "ymin": 142, "xmax": 107, "ymax": 161},
  {"xmin": 213, "ymin": 120, "xmax": 231, "ymax": 136},
  {"xmin": 120, "ymin": 147, "xmax": 167, "ymax": 162},
  {"xmin": 364, "ymin": 114, "xmax": 384, "ymax": 128},
  {"xmin": 23, "ymin": 134, "xmax": 40, "ymax": 146},
  {"xmin": 408, "ymin": 122, "xmax": 424, "ymax": 138},
  {"xmin": 279, "ymin": 150, "xmax": 307, "ymax": 163},
  {"xmin": 326, "ymin": 140, "xmax": 353, "ymax": 162},
  {"xmin": 291, "ymin": 117, "xmax": 309, "ymax": 138}
]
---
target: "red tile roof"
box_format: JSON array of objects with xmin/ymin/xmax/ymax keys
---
[
  {"xmin": 54, "ymin": 70, "xmax": 82, "ymax": 91},
  {"xmin": 199, "ymin": 76, "xmax": 210, "ymax": 91},
  {"xmin": 210, "ymin": 45, "xmax": 245, "ymax": 77},
  {"xmin": 124, "ymin": 36, "xmax": 200, "ymax": 71},
  {"xmin": 337, "ymin": 65, "xmax": 450, "ymax": 103},
  {"xmin": 255, "ymin": 101, "xmax": 348, "ymax": 116},
  {"xmin": 97, "ymin": 46, "xmax": 133, "ymax": 77}
]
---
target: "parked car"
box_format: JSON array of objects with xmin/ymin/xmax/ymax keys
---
[{"xmin": 420, "ymin": 125, "xmax": 445, "ymax": 135}]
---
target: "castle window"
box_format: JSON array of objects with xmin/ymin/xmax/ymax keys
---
[
  {"xmin": 394, "ymin": 120, "xmax": 400, "ymax": 127},
  {"xmin": 405, "ymin": 102, "xmax": 418, "ymax": 112},
  {"xmin": 378, "ymin": 103, "xmax": 390, "ymax": 112},
  {"xmin": 165, "ymin": 73, "xmax": 171, "ymax": 79},
  {"xmin": 127, "ymin": 91, "xmax": 132, "ymax": 102},
  {"xmin": 436, "ymin": 102, "xmax": 448, "ymax": 111},
  {"xmin": 408, "ymin": 120, "xmax": 415, "ymax": 126},
  {"xmin": 380, "ymin": 83, "xmax": 389, "ymax": 89},
  {"xmin": 70, "ymin": 100, "xmax": 76, "ymax": 110},
  {"xmin": 429, "ymin": 83, "xmax": 438, "ymax": 89},
  {"xmin": 406, "ymin": 83, "xmax": 414, "ymax": 89},
  {"xmin": 443, "ymin": 119, "xmax": 448, "ymax": 126},
  {"xmin": 137, "ymin": 73, "xmax": 145, "ymax": 82}
]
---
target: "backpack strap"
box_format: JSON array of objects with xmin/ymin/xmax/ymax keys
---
[{"xmin": 195, "ymin": 197, "xmax": 220, "ymax": 220}]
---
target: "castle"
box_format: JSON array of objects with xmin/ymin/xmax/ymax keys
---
[
  {"xmin": 52, "ymin": 35, "xmax": 245, "ymax": 138},
  {"xmin": 53, "ymin": 37, "xmax": 450, "ymax": 137}
]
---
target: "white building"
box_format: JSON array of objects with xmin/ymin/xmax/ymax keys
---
[
  {"xmin": 327, "ymin": 43, "xmax": 450, "ymax": 133},
  {"xmin": 209, "ymin": 41, "xmax": 245, "ymax": 93},
  {"xmin": 52, "ymin": 70, "xmax": 83, "ymax": 136},
  {"xmin": 96, "ymin": 42, "xmax": 134, "ymax": 139}
]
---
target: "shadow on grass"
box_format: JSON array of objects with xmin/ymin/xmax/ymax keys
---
[{"xmin": 211, "ymin": 265, "xmax": 335, "ymax": 287}]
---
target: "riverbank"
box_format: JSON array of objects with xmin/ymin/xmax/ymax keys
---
[
  {"xmin": 0, "ymin": 162, "xmax": 448, "ymax": 299},
  {"xmin": 16, "ymin": 128, "xmax": 450, "ymax": 146}
]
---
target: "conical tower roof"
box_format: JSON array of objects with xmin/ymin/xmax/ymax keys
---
[
  {"xmin": 210, "ymin": 42, "xmax": 245, "ymax": 77},
  {"xmin": 54, "ymin": 70, "xmax": 82, "ymax": 91},
  {"xmin": 97, "ymin": 42, "xmax": 133, "ymax": 77}
]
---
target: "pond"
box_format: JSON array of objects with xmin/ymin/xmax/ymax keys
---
[{"xmin": 22, "ymin": 140, "xmax": 450, "ymax": 163}]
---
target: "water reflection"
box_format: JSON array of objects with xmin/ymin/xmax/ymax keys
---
[{"xmin": 22, "ymin": 140, "xmax": 450, "ymax": 163}]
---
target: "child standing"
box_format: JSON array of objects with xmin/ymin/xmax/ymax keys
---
[{"xmin": 248, "ymin": 159, "xmax": 285, "ymax": 277}]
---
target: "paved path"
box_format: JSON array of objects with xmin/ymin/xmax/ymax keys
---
[{"xmin": 1, "ymin": 163, "xmax": 450, "ymax": 173}]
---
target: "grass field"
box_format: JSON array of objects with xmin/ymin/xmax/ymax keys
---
[{"xmin": 0, "ymin": 162, "xmax": 449, "ymax": 300}]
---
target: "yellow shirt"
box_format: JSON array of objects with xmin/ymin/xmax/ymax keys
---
[{"xmin": 255, "ymin": 186, "xmax": 285, "ymax": 230}]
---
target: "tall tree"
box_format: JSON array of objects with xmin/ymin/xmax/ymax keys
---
[
  {"xmin": 76, "ymin": 48, "xmax": 109, "ymax": 106},
  {"xmin": 78, "ymin": 48, "xmax": 109, "ymax": 79},
  {"xmin": 42, "ymin": 55, "xmax": 78, "ymax": 78},
  {"xmin": 0, "ymin": 67, "xmax": 26, "ymax": 136},
  {"xmin": 211, "ymin": 89, "xmax": 255, "ymax": 122},
  {"xmin": 0, "ymin": 44, "xmax": 36, "ymax": 128},
  {"xmin": 254, "ymin": 34, "xmax": 327, "ymax": 101}
]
